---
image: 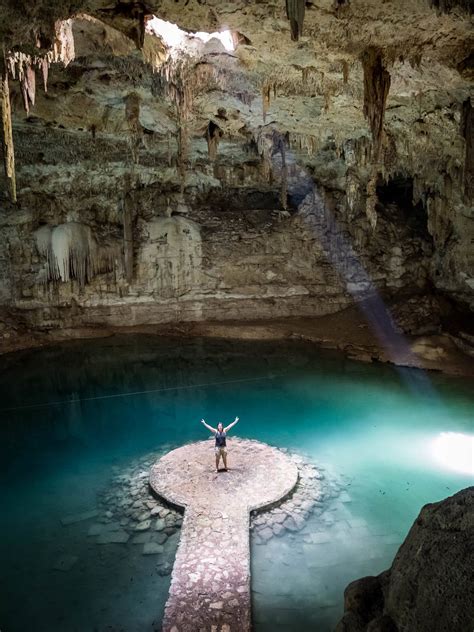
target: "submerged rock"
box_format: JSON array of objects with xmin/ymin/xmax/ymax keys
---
[
  {"xmin": 335, "ymin": 487, "xmax": 474, "ymax": 632},
  {"xmin": 143, "ymin": 542, "xmax": 164, "ymax": 555},
  {"xmin": 96, "ymin": 530, "xmax": 130, "ymax": 544},
  {"xmin": 52, "ymin": 555, "xmax": 79, "ymax": 571}
]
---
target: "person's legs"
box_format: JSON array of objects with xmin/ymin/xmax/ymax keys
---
[
  {"xmin": 222, "ymin": 449, "xmax": 228, "ymax": 470},
  {"xmin": 215, "ymin": 448, "xmax": 220, "ymax": 471}
]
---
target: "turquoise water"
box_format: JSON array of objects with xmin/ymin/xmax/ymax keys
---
[{"xmin": 0, "ymin": 335, "xmax": 472, "ymax": 631}]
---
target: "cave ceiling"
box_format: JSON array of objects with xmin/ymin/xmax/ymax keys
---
[{"xmin": 0, "ymin": 0, "xmax": 472, "ymax": 224}]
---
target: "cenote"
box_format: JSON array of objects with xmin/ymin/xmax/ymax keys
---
[{"xmin": 0, "ymin": 335, "xmax": 472, "ymax": 632}]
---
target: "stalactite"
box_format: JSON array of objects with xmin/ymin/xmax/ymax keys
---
[
  {"xmin": 1, "ymin": 63, "xmax": 16, "ymax": 202},
  {"xmin": 461, "ymin": 97, "xmax": 473, "ymax": 201},
  {"xmin": 361, "ymin": 47, "xmax": 391, "ymax": 159},
  {"xmin": 262, "ymin": 83, "xmax": 271, "ymax": 123},
  {"xmin": 277, "ymin": 135, "xmax": 288, "ymax": 211},
  {"xmin": 366, "ymin": 173, "xmax": 378, "ymax": 230},
  {"xmin": 53, "ymin": 19, "xmax": 75, "ymax": 67},
  {"xmin": 122, "ymin": 175, "xmax": 134, "ymax": 283},
  {"xmin": 34, "ymin": 222, "xmax": 118, "ymax": 286},
  {"xmin": 361, "ymin": 47, "xmax": 391, "ymax": 228},
  {"xmin": 131, "ymin": 5, "xmax": 146, "ymax": 50},
  {"xmin": 256, "ymin": 129, "xmax": 273, "ymax": 181},
  {"xmin": 288, "ymin": 131, "xmax": 318, "ymax": 155},
  {"xmin": 5, "ymin": 19, "xmax": 75, "ymax": 114},
  {"xmin": 167, "ymin": 131, "xmax": 172, "ymax": 167},
  {"xmin": 124, "ymin": 92, "xmax": 142, "ymax": 164},
  {"xmin": 41, "ymin": 57, "xmax": 49, "ymax": 92},
  {"xmin": 342, "ymin": 60, "xmax": 349, "ymax": 84},
  {"xmin": 20, "ymin": 63, "xmax": 36, "ymax": 113},
  {"xmin": 286, "ymin": 0, "xmax": 306, "ymax": 42},
  {"xmin": 159, "ymin": 57, "xmax": 196, "ymax": 192},
  {"xmin": 206, "ymin": 121, "xmax": 223, "ymax": 162},
  {"xmin": 256, "ymin": 128, "xmax": 288, "ymax": 207},
  {"xmin": 35, "ymin": 225, "xmax": 52, "ymax": 259},
  {"xmin": 324, "ymin": 90, "xmax": 332, "ymax": 113},
  {"xmin": 177, "ymin": 125, "xmax": 187, "ymax": 194}
]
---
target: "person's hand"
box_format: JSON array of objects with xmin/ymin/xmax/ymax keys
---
[
  {"xmin": 201, "ymin": 419, "xmax": 205, "ymax": 424},
  {"xmin": 235, "ymin": 416, "xmax": 239, "ymax": 422}
]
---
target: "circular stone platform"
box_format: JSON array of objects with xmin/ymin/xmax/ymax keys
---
[
  {"xmin": 150, "ymin": 437, "xmax": 298, "ymax": 512},
  {"xmin": 149, "ymin": 437, "xmax": 299, "ymax": 632}
]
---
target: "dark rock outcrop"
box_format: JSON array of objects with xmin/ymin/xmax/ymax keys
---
[{"xmin": 336, "ymin": 487, "xmax": 474, "ymax": 632}]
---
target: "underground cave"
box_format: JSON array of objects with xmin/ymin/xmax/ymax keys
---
[{"xmin": 0, "ymin": 2, "xmax": 473, "ymax": 632}]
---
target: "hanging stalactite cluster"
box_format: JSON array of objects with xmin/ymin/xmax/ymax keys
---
[
  {"xmin": 159, "ymin": 57, "xmax": 216, "ymax": 189},
  {"xmin": 6, "ymin": 19, "xmax": 75, "ymax": 113},
  {"xmin": 0, "ymin": 19, "xmax": 75, "ymax": 203},
  {"xmin": 34, "ymin": 222, "xmax": 119, "ymax": 287},
  {"xmin": 260, "ymin": 67, "xmax": 339, "ymax": 118},
  {"xmin": 286, "ymin": 0, "xmax": 306, "ymax": 42},
  {"xmin": 256, "ymin": 127, "xmax": 288, "ymax": 210},
  {"xmin": 160, "ymin": 57, "xmax": 195, "ymax": 192}
]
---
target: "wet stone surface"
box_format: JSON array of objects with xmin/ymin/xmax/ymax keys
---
[{"xmin": 149, "ymin": 438, "xmax": 300, "ymax": 632}]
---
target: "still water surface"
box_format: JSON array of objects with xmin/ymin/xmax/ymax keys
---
[{"xmin": 0, "ymin": 336, "xmax": 472, "ymax": 631}]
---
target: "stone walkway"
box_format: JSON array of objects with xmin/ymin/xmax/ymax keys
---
[{"xmin": 149, "ymin": 438, "xmax": 299, "ymax": 632}]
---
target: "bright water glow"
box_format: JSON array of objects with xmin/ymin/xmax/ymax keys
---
[
  {"xmin": 431, "ymin": 432, "xmax": 474, "ymax": 475},
  {"xmin": 147, "ymin": 16, "xmax": 234, "ymax": 52}
]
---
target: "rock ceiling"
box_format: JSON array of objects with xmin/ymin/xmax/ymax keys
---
[
  {"xmin": 1, "ymin": 1, "xmax": 472, "ymax": 196},
  {"xmin": 0, "ymin": 0, "xmax": 473, "ymax": 328}
]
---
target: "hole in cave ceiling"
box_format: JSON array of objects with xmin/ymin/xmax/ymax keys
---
[{"xmin": 146, "ymin": 15, "xmax": 235, "ymax": 52}]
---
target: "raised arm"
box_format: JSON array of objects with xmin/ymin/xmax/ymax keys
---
[
  {"xmin": 224, "ymin": 416, "xmax": 239, "ymax": 433},
  {"xmin": 201, "ymin": 419, "xmax": 217, "ymax": 434}
]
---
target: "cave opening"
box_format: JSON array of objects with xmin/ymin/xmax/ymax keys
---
[
  {"xmin": 146, "ymin": 15, "xmax": 235, "ymax": 52},
  {"xmin": 376, "ymin": 174, "xmax": 431, "ymax": 241}
]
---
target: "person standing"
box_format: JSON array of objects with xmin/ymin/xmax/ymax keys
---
[{"xmin": 201, "ymin": 417, "xmax": 239, "ymax": 472}]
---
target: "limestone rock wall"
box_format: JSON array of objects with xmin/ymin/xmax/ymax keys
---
[
  {"xmin": 0, "ymin": 175, "xmax": 432, "ymax": 330},
  {"xmin": 0, "ymin": 2, "xmax": 472, "ymax": 333},
  {"xmin": 335, "ymin": 487, "xmax": 474, "ymax": 632}
]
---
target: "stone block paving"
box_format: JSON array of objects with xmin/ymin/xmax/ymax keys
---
[{"xmin": 149, "ymin": 438, "xmax": 299, "ymax": 632}]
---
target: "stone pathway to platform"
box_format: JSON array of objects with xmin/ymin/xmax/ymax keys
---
[{"xmin": 149, "ymin": 438, "xmax": 299, "ymax": 632}]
